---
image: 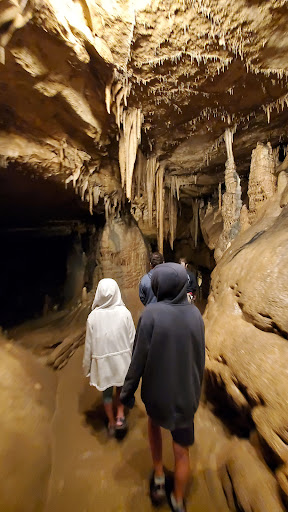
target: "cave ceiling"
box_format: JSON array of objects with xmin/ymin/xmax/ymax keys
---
[{"xmin": 1, "ymin": 0, "xmax": 288, "ymax": 219}]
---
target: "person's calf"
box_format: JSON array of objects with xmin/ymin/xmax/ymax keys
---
[
  {"xmin": 148, "ymin": 417, "xmax": 164, "ymax": 477},
  {"xmin": 172, "ymin": 441, "xmax": 190, "ymax": 504}
]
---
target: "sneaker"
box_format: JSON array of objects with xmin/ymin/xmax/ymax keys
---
[
  {"xmin": 107, "ymin": 424, "xmax": 116, "ymax": 437},
  {"xmin": 115, "ymin": 417, "xmax": 128, "ymax": 440},
  {"xmin": 149, "ymin": 472, "xmax": 166, "ymax": 506},
  {"xmin": 167, "ymin": 492, "xmax": 187, "ymax": 512}
]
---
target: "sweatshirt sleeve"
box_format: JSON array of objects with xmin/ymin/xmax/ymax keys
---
[
  {"xmin": 120, "ymin": 311, "xmax": 153, "ymax": 408},
  {"xmin": 83, "ymin": 318, "xmax": 92, "ymax": 377},
  {"xmin": 127, "ymin": 312, "xmax": 136, "ymax": 350},
  {"xmin": 139, "ymin": 277, "xmax": 146, "ymax": 305}
]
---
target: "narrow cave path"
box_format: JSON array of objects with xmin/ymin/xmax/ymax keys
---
[{"xmin": 43, "ymin": 344, "xmax": 232, "ymax": 512}]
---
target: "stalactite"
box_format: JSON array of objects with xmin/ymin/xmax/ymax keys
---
[
  {"xmin": 65, "ymin": 165, "xmax": 81, "ymax": 188},
  {"xmin": 262, "ymin": 92, "xmax": 288, "ymax": 125},
  {"xmin": 168, "ymin": 187, "xmax": 178, "ymax": 250},
  {"xmin": 156, "ymin": 165, "xmax": 165, "ymax": 253},
  {"xmin": 104, "ymin": 196, "xmax": 111, "ymax": 221},
  {"xmin": 118, "ymin": 135, "xmax": 126, "ymax": 187},
  {"xmin": 93, "ymin": 185, "xmax": 100, "ymax": 206},
  {"xmin": 118, "ymin": 107, "xmax": 144, "ymax": 200},
  {"xmin": 134, "ymin": 149, "xmax": 146, "ymax": 198},
  {"xmin": 81, "ymin": 177, "xmax": 88, "ymax": 200},
  {"xmin": 192, "ymin": 199, "xmax": 199, "ymax": 248},
  {"xmin": 218, "ymin": 182, "xmax": 222, "ymax": 210},
  {"xmin": 105, "ymin": 81, "xmax": 112, "ymax": 114},
  {"xmin": 146, "ymin": 155, "xmax": 158, "ymax": 226},
  {"xmin": 88, "ymin": 186, "xmax": 93, "ymax": 215}
]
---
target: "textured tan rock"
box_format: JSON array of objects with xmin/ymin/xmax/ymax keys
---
[
  {"xmin": 95, "ymin": 215, "xmax": 148, "ymax": 291},
  {"xmin": 205, "ymin": 192, "xmax": 288, "ymax": 494},
  {"xmin": 218, "ymin": 439, "xmax": 285, "ymax": 512},
  {"xmin": 199, "ymin": 202, "xmax": 223, "ymax": 251},
  {"xmin": 248, "ymin": 142, "xmax": 276, "ymax": 222}
]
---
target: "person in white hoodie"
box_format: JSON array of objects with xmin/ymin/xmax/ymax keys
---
[{"xmin": 83, "ymin": 278, "xmax": 135, "ymax": 437}]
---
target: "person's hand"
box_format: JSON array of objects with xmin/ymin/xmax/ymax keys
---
[{"xmin": 120, "ymin": 395, "xmax": 135, "ymax": 409}]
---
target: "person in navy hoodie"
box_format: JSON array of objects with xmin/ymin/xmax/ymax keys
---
[
  {"xmin": 139, "ymin": 251, "xmax": 164, "ymax": 305},
  {"xmin": 121, "ymin": 263, "xmax": 205, "ymax": 512}
]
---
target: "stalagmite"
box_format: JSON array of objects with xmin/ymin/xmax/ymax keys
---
[
  {"xmin": 248, "ymin": 142, "xmax": 276, "ymax": 222},
  {"xmin": 215, "ymin": 127, "xmax": 242, "ymax": 261}
]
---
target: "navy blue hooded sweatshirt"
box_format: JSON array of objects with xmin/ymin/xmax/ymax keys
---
[{"xmin": 120, "ymin": 262, "xmax": 205, "ymax": 431}]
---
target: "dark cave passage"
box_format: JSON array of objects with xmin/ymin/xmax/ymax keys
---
[{"xmin": 0, "ymin": 165, "xmax": 104, "ymax": 329}]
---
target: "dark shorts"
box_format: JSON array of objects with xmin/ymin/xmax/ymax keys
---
[{"xmin": 171, "ymin": 423, "xmax": 194, "ymax": 447}]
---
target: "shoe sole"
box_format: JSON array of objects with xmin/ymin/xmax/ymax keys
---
[{"xmin": 115, "ymin": 427, "xmax": 128, "ymax": 440}]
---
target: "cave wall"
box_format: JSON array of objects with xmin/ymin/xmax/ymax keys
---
[
  {"xmin": 94, "ymin": 214, "xmax": 148, "ymax": 322},
  {"xmin": 204, "ymin": 165, "xmax": 288, "ymax": 497}
]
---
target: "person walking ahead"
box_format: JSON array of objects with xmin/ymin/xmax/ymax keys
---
[
  {"xmin": 83, "ymin": 278, "xmax": 135, "ymax": 438},
  {"xmin": 121, "ymin": 263, "xmax": 205, "ymax": 512},
  {"xmin": 179, "ymin": 257, "xmax": 197, "ymax": 302},
  {"xmin": 139, "ymin": 251, "xmax": 164, "ymax": 305}
]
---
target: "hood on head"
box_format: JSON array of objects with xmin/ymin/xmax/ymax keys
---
[
  {"xmin": 151, "ymin": 262, "xmax": 188, "ymax": 304},
  {"xmin": 92, "ymin": 278, "xmax": 124, "ymax": 310}
]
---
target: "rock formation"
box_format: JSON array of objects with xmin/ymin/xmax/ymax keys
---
[
  {"xmin": 215, "ymin": 128, "xmax": 242, "ymax": 261},
  {"xmin": 248, "ymin": 142, "xmax": 277, "ymax": 222},
  {"xmin": 204, "ymin": 176, "xmax": 288, "ymax": 500}
]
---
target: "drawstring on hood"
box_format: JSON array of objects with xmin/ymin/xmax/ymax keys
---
[
  {"xmin": 92, "ymin": 278, "xmax": 124, "ymax": 310},
  {"xmin": 151, "ymin": 262, "xmax": 188, "ymax": 304}
]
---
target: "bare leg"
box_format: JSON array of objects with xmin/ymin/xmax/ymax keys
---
[
  {"xmin": 115, "ymin": 386, "xmax": 125, "ymax": 419},
  {"xmin": 148, "ymin": 416, "xmax": 164, "ymax": 477},
  {"xmin": 103, "ymin": 401, "xmax": 115, "ymax": 426},
  {"xmin": 173, "ymin": 441, "xmax": 190, "ymax": 503},
  {"xmin": 103, "ymin": 387, "xmax": 115, "ymax": 427}
]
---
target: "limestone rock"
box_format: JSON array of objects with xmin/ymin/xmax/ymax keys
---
[
  {"xmin": 205, "ymin": 193, "xmax": 288, "ymax": 495},
  {"xmin": 95, "ymin": 214, "xmax": 148, "ymax": 318},
  {"xmin": 248, "ymin": 142, "xmax": 276, "ymax": 222},
  {"xmin": 200, "ymin": 202, "xmax": 223, "ymax": 251},
  {"xmin": 218, "ymin": 439, "xmax": 285, "ymax": 512}
]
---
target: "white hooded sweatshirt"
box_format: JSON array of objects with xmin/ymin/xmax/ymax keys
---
[{"xmin": 83, "ymin": 278, "xmax": 136, "ymax": 391}]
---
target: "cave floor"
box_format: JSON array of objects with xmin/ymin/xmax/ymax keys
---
[{"xmin": 43, "ymin": 346, "xmax": 232, "ymax": 512}]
